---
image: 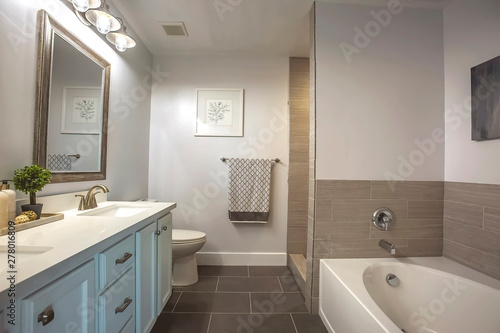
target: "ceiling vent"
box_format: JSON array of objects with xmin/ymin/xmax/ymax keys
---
[{"xmin": 161, "ymin": 22, "xmax": 189, "ymax": 36}]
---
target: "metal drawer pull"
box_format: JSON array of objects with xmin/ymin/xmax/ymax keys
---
[
  {"xmin": 115, "ymin": 252, "xmax": 133, "ymax": 265},
  {"xmin": 37, "ymin": 306, "xmax": 55, "ymax": 326},
  {"xmin": 115, "ymin": 297, "xmax": 132, "ymax": 314},
  {"xmin": 155, "ymin": 230, "xmax": 161, "ymax": 236},
  {"xmin": 162, "ymin": 225, "xmax": 168, "ymax": 231}
]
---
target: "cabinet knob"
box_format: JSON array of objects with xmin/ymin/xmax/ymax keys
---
[
  {"xmin": 115, "ymin": 297, "xmax": 133, "ymax": 314},
  {"xmin": 162, "ymin": 225, "xmax": 168, "ymax": 231},
  {"xmin": 115, "ymin": 252, "xmax": 133, "ymax": 265},
  {"xmin": 37, "ymin": 306, "xmax": 55, "ymax": 326},
  {"xmin": 155, "ymin": 230, "xmax": 161, "ymax": 236}
]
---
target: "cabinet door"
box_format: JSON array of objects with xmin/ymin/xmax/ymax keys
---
[
  {"xmin": 135, "ymin": 220, "xmax": 157, "ymax": 333},
  {"xmin": 22, "ymin": 260, "xmax": 95, "ymax": 333},
  {"xmin": 157, "ymin": 213, "xmax": 172, "ymax": 316}
]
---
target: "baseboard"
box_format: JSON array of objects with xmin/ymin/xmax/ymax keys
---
[{"xmin": 196, "ymin": 252, "xmax": 287, "ymax": 266}]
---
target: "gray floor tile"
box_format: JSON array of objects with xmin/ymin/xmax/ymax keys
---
[
  {"xmin": 151, "ymin": 313, "xmax": 210, "ymax": 333},
  {"xmin": 292, "ymin": 314, "xmax": 328, "ymax": 333},
  {"xmin": 162, "ymin": 291, "xmax": 181, "ymax": 312},
  {"xmin": 251, "ymin": 293, "xmax": 308, "ymax": 313},
  {"xmin": 174, "ymin": 292, "xmax": 250, "ymax": 313},
  {"xmin": 208, "ymin": 313, "xmax": 297, "ymax": 333},
  {"xmin": 173, "ymin": 276, "xmax": 218, "ymax": 292},
  {"xmin": 217, "ymin": 277, "xmax": 282, "ymax": 292},
  {"xmin": 249, "ymin": 266, "xmax": 292, "ymax": 277},
  {"xmin": 279, "ymin": 275, "xmax": 301, "ymax": 292},
  {"xmin": 198, "ymin": 265, "xmax": 249, "ymax": 277}
]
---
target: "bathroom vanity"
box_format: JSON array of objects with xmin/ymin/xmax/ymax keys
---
[{"xmin": 0, "ymin": 200, "xmax": 176, "ymax": 333}]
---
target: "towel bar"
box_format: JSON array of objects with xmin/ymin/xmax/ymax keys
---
[{"xmin": 220, "ymin": 157, "xmax": 280, "ymax": 163}]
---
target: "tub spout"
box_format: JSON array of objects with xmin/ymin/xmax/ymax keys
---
[{"xmin": 379, "ymin": 239, "xmax": 396, "ymax": 255}]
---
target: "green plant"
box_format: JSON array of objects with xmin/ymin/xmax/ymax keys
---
[{"xmin": 13, "ymin": 165, "xmax": 51, "ymax": 205}]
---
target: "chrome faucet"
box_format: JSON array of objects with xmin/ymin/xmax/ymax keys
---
[
  {"xmin": 379, "ymin": 239, "xmax": 396, "ymax": 255},
  {"xmin": 76, "ymin": 185, "xmax": 110, "ymax": 210}
]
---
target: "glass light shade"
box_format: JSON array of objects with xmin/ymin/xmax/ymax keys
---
[
  {"xmin": 85, "ymin": 2, "xmax": 121, "ymax": 34},
  {"xmin": 72, "ymin": 0, "xmax": 89, "ymax": 12},
  {"xmin": 96, "ymin": 13, "xmax": 112, "ymax": 34},
  {"xmin": 106, "ymin": 24, "xmax": 136, "ymax": 52}
]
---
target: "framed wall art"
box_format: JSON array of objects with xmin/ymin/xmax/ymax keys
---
[
  {"xmin": 195, "ymin": 88, "xmax": 244, "ymax": 137},
  {"xmin": 61, "ymin": 86, "xmax": 102, "ymax": 134}
]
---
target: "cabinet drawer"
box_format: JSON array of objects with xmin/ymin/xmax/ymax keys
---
[
  {"xmin": 99, "ymin": 235, "xmax": 134, "ymax": 289},
  {"xmin": 98, "ymin": 267, "xmax": 135, "ymax": 333},
  {"xmin": 120, "ymin": 316, "xmax": 135, "ymax": 333}
]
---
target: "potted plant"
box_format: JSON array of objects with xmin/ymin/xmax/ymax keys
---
[{"xmin": 13, "ymin": 165, "xmax": 51, "ymax": 219}]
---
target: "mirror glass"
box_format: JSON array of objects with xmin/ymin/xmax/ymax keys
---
[{"xmin": 34, "ymin": 10, "xmax": 110, "ymax": 183}]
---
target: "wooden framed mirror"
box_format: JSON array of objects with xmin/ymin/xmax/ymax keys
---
[{"xmin": 34, "ymin": 10, "xmax": 110, "ymax": 183}]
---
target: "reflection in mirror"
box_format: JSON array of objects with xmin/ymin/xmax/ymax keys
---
[{"xmin": 34, "ymin": 10, "xmax": 110, "ymax": 183}]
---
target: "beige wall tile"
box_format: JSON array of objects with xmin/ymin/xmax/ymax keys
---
[
  {"xmin": 444, "ymin": 221, "xmax": 500, "ymax": 257},
  {"xmin": 407, "ymin": 238, "xmax": 443, "ymax": 256},
  {"xmin": 484, "ymin": 207, "xmax": 500, "ymax": 233},
  {"xmin": 372, "ymin": 181, "xmax": 444, "ymax": 200},
  {"xmin": 288, "ymin": 227, "xmax": 308, "ymax": 242},
  {"xmin": 331, "ymin": 239, "xmax": 408, "ymax": 258},
  {"xmin": 408, "ymin": 200, "xmax": 444, "ymax": 219},
  {"xmin": 316, "ymin": 180, "xmax": 371, "ymax": 200},
  {"xmin": 445, "ymin": 182, "xmax": 500, "ymax": 208},
  {"xmin": 332, "ymin": 199, "xmax": 407, "ymax": 221},
  {"xmin": 315, "ymin": 220, "xmax": 370, "ymax": 240},
  {"xmin": 370, "ymin": 219, "xmax": 443, "ymax": 239},
  {"xmin": 287, "ymin": 242, "xmax": 307, "ymax": 256},
  {"xmin": 313, "ymin": 239, "xmax": 331, "ymax": 256},
  {"xmin": 315, "ymin": 200, "xmax": 332, "ymax": 219},
  {"xmin": 444, "ymin": 201, "xmax": 483, "ymax": 228},
  {"xmin": 307, "ymin": 235, "xmax": 314, "ymax": 257},
  {"xmin": 483, "ymin": 254, "xmax": 500, "ymax": 280},
  {"xmin": 443, "ymin": 239, "xmax": 483, "ymax": 272},
  {"xmin": 288, "ymin": 214, "xmax": 308, "ymax": 228}
]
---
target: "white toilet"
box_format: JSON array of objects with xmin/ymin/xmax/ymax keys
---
[{"xmin": 171, "ymin": 229, "xmax": 207, "ymax": 286}]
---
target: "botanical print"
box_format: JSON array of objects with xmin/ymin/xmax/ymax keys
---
[
  {"xmin": 72, "ymin": 97, "xmax": 98, "ymax": 124},
  {"xmin": 206, "ymin": 99, "xmax": 233, "ymax": 125}
]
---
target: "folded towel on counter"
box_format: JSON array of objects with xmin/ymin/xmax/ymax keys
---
[{"xmin": 227, "ymin": 158, "xmax": 272, "ymax": 223}]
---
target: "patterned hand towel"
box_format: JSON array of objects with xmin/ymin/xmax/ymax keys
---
[{"xmin": 227, "ymin": 158, "xmax": 272, "ymax": 223}]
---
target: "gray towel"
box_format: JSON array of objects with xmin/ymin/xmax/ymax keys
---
[{"xmin": 227, "ymin": 158, "xmax": 272, "ymax": 223}]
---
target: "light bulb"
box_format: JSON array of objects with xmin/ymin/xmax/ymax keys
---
[
  {"xmin": 96, "ymin": 13, "xmax": 111, "ymax": 34},
  {"xmin": 72, "ymin": 0, "xmax": 89, "ymax": 12},
  {"xmin": 115, "ymin": 34, "xmax": 128, "ymax": 52}
]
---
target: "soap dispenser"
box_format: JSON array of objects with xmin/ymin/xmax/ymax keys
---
[
  {"xmin": 1, "ymin": 180, "xmax": 16, "ymax": 222},
  {"xmin": 0, "ymin": 191, "xmax": 7, "ymax": 229}
]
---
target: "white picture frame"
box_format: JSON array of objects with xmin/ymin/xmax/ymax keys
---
[
  {"xmin": 61, "ymin": 86, "xmax": 102, "ymax": 134},
  {"xmin": 195, "ymin": 88, "xmax": 244, "ymax": 137}
]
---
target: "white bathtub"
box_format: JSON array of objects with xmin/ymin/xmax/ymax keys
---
[{"xmin": 319, "ymin": 257, "xmax": 500, "ymax": 333}]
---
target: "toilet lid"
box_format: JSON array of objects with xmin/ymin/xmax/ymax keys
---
[{"xmin": 172, "ymin": 229, "xmax": 206, "ymax": 243}]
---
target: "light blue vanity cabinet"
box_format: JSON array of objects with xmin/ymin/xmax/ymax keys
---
[
  {"xmin": 21, "ymin": 260, "xmax": 95, "ymax": 333},
  {"xmin": 135, "ymin": 213, "xmax": 172, "ymax": 333},
  {"xmin": 97, "ymin": 235, "xmax": 136, "ymax": 333}
]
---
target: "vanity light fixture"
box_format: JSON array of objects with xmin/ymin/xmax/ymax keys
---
[
  {"xmin": 85, "ymin": 0, "xmax": 121, "ymax": 34},
  {"xmin": 68, "ymin": 0, "xmax": 101, "ymax": 13},
  {"xmin": 106, "ymin": 19, "xmax": 136, "ymax": 52}
]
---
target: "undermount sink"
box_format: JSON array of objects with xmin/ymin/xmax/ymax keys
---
[
  {"xmin": 77, "ymin": 204, "xmax": 152, "ymax": 218},
  {"xmin": 0, "ymin": 245, "xmax": 53, "ymax": 264}
]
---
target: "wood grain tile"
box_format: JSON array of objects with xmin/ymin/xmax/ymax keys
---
[
  {"xmin": 371, "ymin": 181, "xmax": 444, "ymax": 200},
  {"xmin": 314, "ymin": 220, "xmax": 369, "ymax": 240},
  {"xmin": 484, "ymin": 207, "xmax": 500, "ymax": 233},
  {"xmin": 444, "ymin": 201, "xmax": 483, "ymax": 228},
  {"xmin": 316, "ymin": 180, "xmax": 371, "ymax": 200},
  {"xmin": 370, "ymin": 219, "xmax": 443, "ymax": 239},
  {"xmin": 408, "ymin": 200, "xmax": 444, "ymax": 219},
  {"xmin": 483, "ymin": 254, "xmax": 500, "ymax": 280},
  {"xmin": 443, "ymin": 240, "xmax": 483, "ymax": 272},
  {"xmin": 331, "ymin": 200, "xmax": 407, "ymax": 221},
  {"xmin": 444, "ymin": 221, "xmax": 500, "ymax": 257},
  {"xmin": 288, "ymin": 227, "xmax": 307, "ymax": 242},
  {"xmin": 315, "ymin": 200, "xmax": 332, "ymax": 219},
  {"xmin": 407, "ymin": 238, "xmax": 443, "ymax": 256},
  {"xmin": 445, "ymin": 182, "xmax": 500, "ymax": 208},
  {"xmin": 330, "ymin": 239, "xmax": 408, "ymax": 258}
]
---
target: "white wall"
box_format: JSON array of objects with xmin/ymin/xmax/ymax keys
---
[
  {"xmin": 315, "ymin": 2, "xmax": 444, "ymax": 181},
  {"xmin": 149, "ymin": 55, "xmax": 289, "ymax": 265},
  {"xmin": 444, "ymin": 0, "xmax": 500, "ymax": 184},
  {"xmin": 0, "ymin": 0, "xmax": 152, "ymax": 201}
]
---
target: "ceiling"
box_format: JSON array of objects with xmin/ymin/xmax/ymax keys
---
[{"xmin": 110, "ymin": 0, "xmax": 448, "ymax": 57}]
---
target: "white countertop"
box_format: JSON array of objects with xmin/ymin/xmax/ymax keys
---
[{"xmin": 0, "ymin": 201, "xmax": 176, "ymax": 295}]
